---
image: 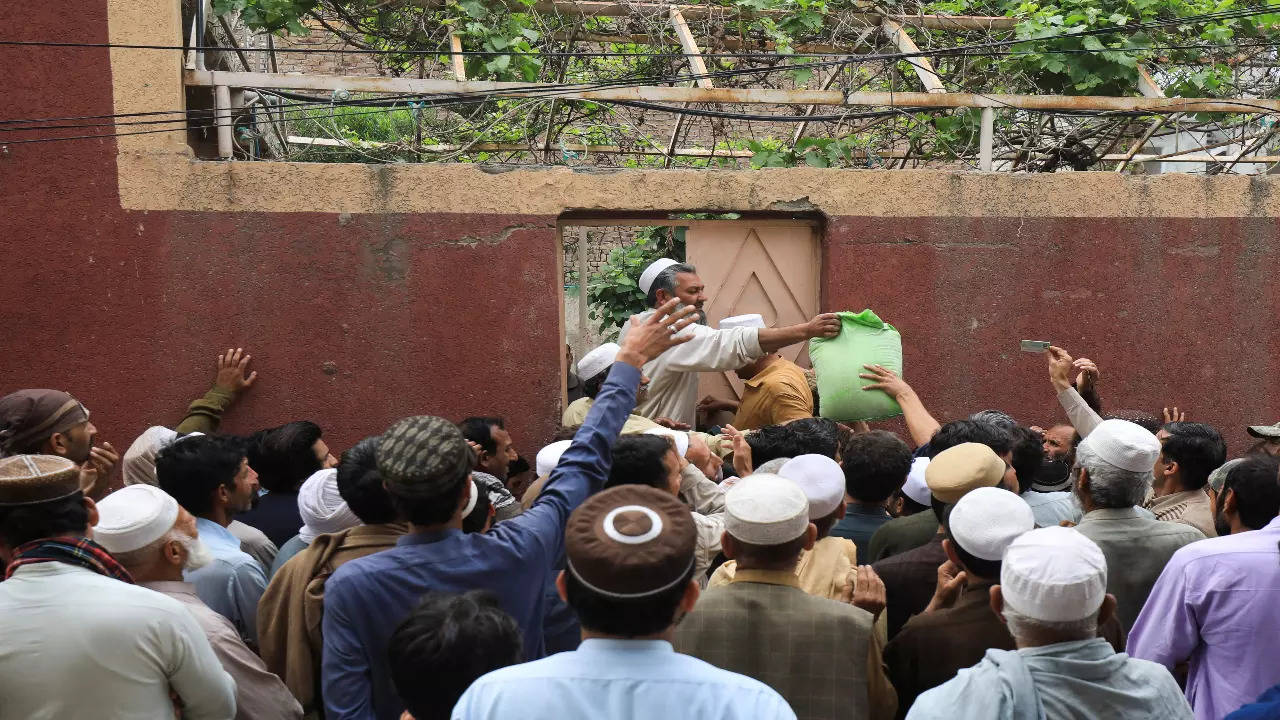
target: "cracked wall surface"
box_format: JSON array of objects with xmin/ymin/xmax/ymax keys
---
[{"xmin": 1, "ymin": 0, "xmax": 1278, "ymax": 457}]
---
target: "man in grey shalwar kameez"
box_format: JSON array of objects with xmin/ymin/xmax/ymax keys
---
[{"xmin": 905, "ymin": 526, "xmax": 1191, "ymax": 720}]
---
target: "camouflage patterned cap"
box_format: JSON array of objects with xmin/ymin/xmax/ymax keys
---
[{"xmin": 376, "ymin": 416, "xmax": 474, "ymax": 495}]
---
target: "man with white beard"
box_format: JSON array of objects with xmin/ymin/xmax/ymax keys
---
[{"xmin": 96, "ymin": 484, "xmax": 302, "ymax": 720}]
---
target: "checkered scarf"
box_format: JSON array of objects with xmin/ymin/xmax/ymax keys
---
[{"xmin": 4, "ymin": 536, "xmax": 135, "ymax": 583}]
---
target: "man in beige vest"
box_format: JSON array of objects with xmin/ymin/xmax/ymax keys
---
[{"xmin": 676, "ymin": 473, "xmax": 897, "ymax": 720}]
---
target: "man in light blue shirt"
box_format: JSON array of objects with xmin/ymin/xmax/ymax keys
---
[
  {"xmin": 454, "ymin": 483, "xmax": 795, "ymax": 720},
  {"xmin": 157, "ymin": 433, "xmax": 268, "ymax": 644}
]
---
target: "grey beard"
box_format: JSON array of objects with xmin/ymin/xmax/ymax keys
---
[{"xmin": 674, "ymin": 302, "xmax": 707, "ymax": 325}]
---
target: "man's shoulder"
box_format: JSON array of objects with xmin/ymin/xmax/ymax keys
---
[
  {"xmin": 327, "ymin": 544, "xmax": 403, "ymax": 588},
  {"xmin": 1170, "ymin": 528, "xmax": 1273, "ymax": 565}
]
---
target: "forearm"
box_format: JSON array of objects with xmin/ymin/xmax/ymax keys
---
[
  {"xmin": 680, "ymin": 464, "xmax": 725, "ymax": 515},
  {"xmin": 757, "ymin": 325, "xmax": 811, "ymax": 354},
  {"xmin": 1057, "ymin": 387, "xmax": 1103, "ymax": 438},
  {"xmin": 176, "ymin": 386, "xmax": 237, "ymax": 434},
  {"xmin": 896, "ymin": 390, "xmax": 941, "ymax": 448}
]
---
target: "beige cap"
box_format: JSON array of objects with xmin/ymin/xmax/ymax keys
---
[
  {"xmin": 925, "ymin": 442, "xmax": 1005, "ymax": 504},
  {"xmin": 0, "ymin": 455, "xmax": 81, "ymax": 506}
]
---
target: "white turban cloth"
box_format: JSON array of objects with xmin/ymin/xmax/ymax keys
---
[
  {"xmin": 122, "ymin": 426, "xmax": 179, "ymax": 486},
  {"xmin": 297, "ymin": 468, "xmax": 361, "ymax": 543}
]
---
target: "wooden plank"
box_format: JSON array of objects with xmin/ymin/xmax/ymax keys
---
[
  {"xmin": 1117, "ymin": 66, "xmax": 1168, "ymax": 172},
  {"xmin": 507, "ymin": 0, "xmax": 1019, "ymax": 29},
  {"xmin": 449, "ymin": 34, "xmax": 467, "ymax": 80},
  {"xmin": 188, "ymin": 71, "xmax": 1280, "ymax": 113},
  {"xmin": 880, "ymin": 19, "xmax": 945, "ymax": 94},
  {"xmin": 978, "ymin": 107, "xmax": 994, "ymax": 170},
  {"xmin": 669, "ymin": 9, "xmax": 712, "ymax": 89},
  {"xmin": 214, "ymin": 84, "xmax": 233, "ymax": 158}
]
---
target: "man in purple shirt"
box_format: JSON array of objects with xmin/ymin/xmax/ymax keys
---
[
  {"xmin": 321, "ymin": 301, "xmax": 697, "ymax": 720},
  {"xmin": 1128, "ymin": 503, "xmax": 1280, "ymax": 720}
]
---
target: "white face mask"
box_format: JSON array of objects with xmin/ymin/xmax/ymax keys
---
[{"xmin": 178, "ymin": 534, "xmax": 214, "ymax": 571}]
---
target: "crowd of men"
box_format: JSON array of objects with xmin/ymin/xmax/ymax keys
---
[{"xmin": 2, "ymin": 258, "xmax": 1279, "ymax": 720}]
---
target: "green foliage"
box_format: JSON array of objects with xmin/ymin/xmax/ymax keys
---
[
  {"xmin": 449, "ymin": 0, "xmax": 544, "ymax": 81},
  {"xmin": 586, "ymin": 227, "xmax": 686, "ymax": 337},
  {"xmin": 213, "ymin": 0, "xmax": 315, "ymax": 34},
  {"xmin": 746, "ymin": 137, "xmax": 874, "ymax": 168}
]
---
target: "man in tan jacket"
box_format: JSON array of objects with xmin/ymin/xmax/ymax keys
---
[
  {"xmin": 677, "ymin": 473, "xmax": 896, "ymax": 720},
  {"xmin": 257, "ymin": 436, "xmax": 408, "ymax": 715}
]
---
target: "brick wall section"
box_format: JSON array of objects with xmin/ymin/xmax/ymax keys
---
[{"xmin": 561, "ymin": 226, "xmax": 643, "ymax": 287}]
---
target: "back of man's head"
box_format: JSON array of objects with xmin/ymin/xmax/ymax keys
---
[
  {"xmin": 1222, "ymin": 454, "xmax": 1280, "ymax": 530},
  {"xmin": 930, "ymin": 419, "xmax": 1013, "ymax": 458},
  {"xmin": 388, "ymin": 591, "xmax": 522, "ymax": 720},
  {"xmin": 1161, "ymin": 422, "xmax": 1227, "ymax": 491},
  {"xmin": 377, "ymin": 416, "xmax": 474, "ymax": 527},
  {"xmin": 746, "ymin": 425, "xmax": 806, "ymax": 467},
  {"xmin": 247, "ymin": 421, "xmax": 324, "ymax": 493},
  {"xmin": 0, "ymin": 455, "xmax": 88, "ymax": 549},
  {"xmin": 785, "ymin": 417, "xmax": 838, "ymax": 459},
  {"xmin": 157, "ymin": 435, "xmax": 246, "ymax": 518},
  {"xmin": 970, "ymin": 410, "xmax": 1018, "ymax": 433},
  {"xmin": 1009, "ymin": 426, "xmax": 1046, "ymax": 495},
  {"xmin": 607, "ymin": 435, "xmax": 673, "ymax": 490},
  {"xmin": 942, "ymin": 487, "xmax": 1034, "ymax": 581},
  {"xmin": 336, "ymin": 436, "xmax": 397, "ymax": 525},
  {"xmin": 458, "ymin": 417, "xmax": 505, "ymax": 454},
  {"xmin": 1074, "ymin": 420, "xmax": 1160, "ymax": 509},
  {"xmin": 999, "ymin": 527, "xmax": 1109, "ymax": 644},
  {"xmin": 842, "ymin": 430, "xmax": 912, "ymax": 503}
]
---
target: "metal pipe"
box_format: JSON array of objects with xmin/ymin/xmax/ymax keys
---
[
  {"xmin": 979, "ymin": 107, "xmax": 994, "ymax": 171},
  {"xmin": 215, "ymin": 84, "xmax": 233, "ymax": 159}
]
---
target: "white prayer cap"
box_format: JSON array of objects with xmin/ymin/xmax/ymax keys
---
[
  {"xmin": 901, "ymin": 457, "xmax": 932, "ymax": 506},
  {"xmin": 297, "ymin": 469, "xmax": 360, "ymax": 544},
  {"xmin": 1001, "ymin": 526, "xmax": 1107, "ymax": 622},
  {"xmin": 93, "ymin": 484, "xmax": 180, "ymax": 554},
  {"xmin": 724, "ymin": 473, "xmax": 811, "ymax": 545},
  {"xmin": 577, "ymin": 343, "xmax": 620, "ymax": 380},
  {"xmin": 462, "ymin": 479, "xmax": 480, "ymax": 517},
  {"xmin": 1078, "ymin": 419, "xmax": 1161, "ymax": 473},
  {"xmin": 638, "ymin": 258, "xmax": 680, "ymax": 295},
  {"xmin": 756, "ymin": 458, "xmax": 791, "ymax": 475},
  {"xmin": 948, "ymin": 487, "xmax": 1034, "ymax": 561},
  {"xmin": 779, "ymin": 454, "xmax": 845, "ymax": 519},
  {"xmin": 645, "ymin": 427, "xmax": 689, "ymax": 458},
  {"xmin": 122, "ymin": 426, "xmax": 179, "ymax": 486},
  {"xmin": 536, "ymin": 440, "xmax": 572, "ymax": 478},
  {"xmin": 720, "ymin": 314, "xmax": 766, "ymax": 330}
]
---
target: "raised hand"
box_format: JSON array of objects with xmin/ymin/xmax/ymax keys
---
[
  {"xmin": 1163, "ymin": 406, "xmax": 1187, "ymax": 423},
  {"xmin": 724, "ymin": 424, "xmax": 753, "ymax": 478},
  {"xmin": 656, "ymin": 417, "xmax": 692, "ymax": 431},
  {"xmin": 850, "ymin": 565, "xmax": 887, "ymax": 618},
  {"xmin": 805, "ymin": 313, "xmax": 842, "ymax": 340},
  {"xmin": 1047, "ymin": 346, "xmax": 1075, "ymax": 392},
  {"xmin": 214, "ymin": 347, "xmax": 258, "ymax": 395},
  {"xmin": 859, "ymin": 364, "xmax": 912, "ymax": 399},
  {"xmin": 924, "ymin": 559, "xmax": 968, "ymax": 613},
  {"xmin": 1074, "ymin": 357, "xmax": 1100, "ymax": 392},
  {"xmin": 617, "ymin": 299, "xmax": 698, "ymax": 368},
  {"xmin": 79, "ymin": 441, "xmax": 119, "ymax": 499}
]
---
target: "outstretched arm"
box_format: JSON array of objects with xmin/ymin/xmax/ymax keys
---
[
  {"xmin": 757, "ymin": 313, "xmax": 842, "ymax": 354},
  {"xmin": 859, "ymin": 365, "xmax": 940, "ymax": 448},
  {"xmin": 176, "ymin": 348, "xmax": 258, "ymax": 434},
  {"xmin": 1048, "ymin": 346, "xmax": 1103, "ymax": 438}
]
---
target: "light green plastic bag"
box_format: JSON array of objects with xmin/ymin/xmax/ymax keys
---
[{"xmin": 808, "ymin": 309, "xmax": 903, "ymax": 422}]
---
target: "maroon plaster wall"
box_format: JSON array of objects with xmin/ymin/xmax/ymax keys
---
[{"xmin": 3, "ymin": 0, "xmax": 1278, "ymax": 465}]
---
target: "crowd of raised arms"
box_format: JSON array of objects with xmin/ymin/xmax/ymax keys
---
[{"xmin": 2, "ymin": 260, "xmax": 1279, "ymax": 720}]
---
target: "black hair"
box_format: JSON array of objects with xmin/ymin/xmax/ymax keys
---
[
  {"xmin": 1010, "ymin": 426, "xmax": 1046, "ymax": 495},
  {"xmin": 387, "ymin": 591, "xmax": 523, "ymax": 720},
  {"xmin": 931, "ymin": 495, "xmax": 948, "ymax": 524},
  {"xmin": 508, "ymin": 455, "xmax": 531, "ymax": 479},
  {"xmin": 842, "ymin": 430, "xmax": 912, "ymax": 503},
  {"xmin": 897, "ymin": 493, "xmax": 930, "ymax": 516},
  {"xmin": 336, "ymin": 436, "xmax": 397, "ymax": 525},
  {"xmin": 388, "ymin": 476, "xmax": 469, "ymax": 527},
  {"xmin": 461, "ymin": 487, "xmax": 493, "ymax": 533},
  {"xmin": 564, "ymin": 564, "xmax": 693, "ymax": 636},
  {"xmin": 1161, "ymin": 422, "xmax": 1227, "ymax": 491},
  {"xmin": 745, "ymin": 425, "xmax": 806, "ymax": 467},
  {"xmin": 247, "ymin": 421, "xmax": 324, "ymax": 493},
  {"xmin": 583, "ymin": 369, "xmax": 610, "ymax": 400},
  {"xmin": 459, "ymin": 417, "xmax": 506, "ymax": 454},
  {"xmin": 942, "ymin": 507, "xmax": 1003, "ymax": 580},
  {"xmin": 813, "ymin": 506, "xmax": 842, "ymax": 539},
  {"xmin": 606, "ymin": 435, "xmax": 672, "ymax": 490},
  {"xmin": 785, "ymin": 417, "xmax": 839, "ymax": 459},
  {"xmin": 0, "ymin": 491, "xmax": 89, "ymax": 549},
  {"xmin": 929, "ymin": 419, "xmax": 1013, "ymax": 458},
  {"xmin": 157, "ymin": 434, "xmax": 247, "ymax": 517},
  {"xmin": 1222, "ymin": 455, "xmax": 1280, "ymax": 530},
  {"xmin": 644, "ymin": 262, "xmax": 697, "ymax": 307},
  {"xmin": 1107, "ymin": 410, "xmax": 1162, "ymax": 434}
]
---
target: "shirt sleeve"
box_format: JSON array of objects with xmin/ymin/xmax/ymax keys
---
[
  {"xmin": 165, "ymin": 606, "xmax": 238, "ymax": 720},
  {"xmin": 230, "ymin": 559, "xmax": 268, "ymax": 645},
  {"xmin": 653, "ymin": 325, "xmax": 765, "ymax": 374},
  {"xmin": 321, "ymin": 577, "xmax": 376, "ymax": 720},
  {"xmin": 1126, "ymin": 550, "xmax": 1201, "ymax": 669},
  {"xmin": 208, "ymin": 623, "xmax": 304, "ymax": 720},
  {"xmin": 1056, "ymin": 387, "xmax": 1103, "ymax": 438},
  {"xmin": 175, "ymin": 387, "xmax": 236, "ymax": 434},
  {"xmin": 691, "ymin": 511, "xmax": 725, "ymax": 580},
  {"xmin": 866, "ymin": 627, "xmax": 899, "ymax": 720},
  {"xmin": 680, "ymin": 464, "xmax": 725, "ymax": 516}
]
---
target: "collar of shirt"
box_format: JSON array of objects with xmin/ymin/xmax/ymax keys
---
[
  {"xmin": 730, "ymin": 568, "xmax": 802, "ymax": 588},
  {"xmin": 1267, "ymin": 516, "xmax": 1280, "ymax": 532},
  {"xmin": 1149, "ymin": 489, "xmax": 1205, "ymax": 511},
  {"xmin": 140, "ymin": 580, "xmax": 200, "ymax": 598},
  {"xmin": 742, "ymin": 359, "xmax": 784, "ymax": 389},
  {"xmin": 196, "ymin": 517, "xmax": 240, "ymax": 551},
  {"xmin": 1081, "ymin": 506, "xmax": 1144, "ymax": 521},
  {"xmin": 846, "ymin": 504, "xmax": 891, "ymax": 518},
  {"xmin": 396, "ymin": 527, "xmax": 463, "ymax": 547},
  {"xmin": 577, "ymin": 638, "xmax": 675, "ymax": 657}
]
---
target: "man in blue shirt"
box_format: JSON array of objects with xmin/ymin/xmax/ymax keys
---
[
  {"xmin": 829, "ymin": 431, "xmax": 913, "ymax": 564},
  {"xmin": 454, "ymin": 484, "xmax": 796, "ymax": 720},
  {"xmin": 156, "ymin": 433, "xmax": 269, "ymax": 645},
  {"xmin": 322, "ymin": 300, "xmax": 699, "ymax": 720}
]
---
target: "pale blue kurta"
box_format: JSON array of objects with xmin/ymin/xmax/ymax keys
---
[
  {"xmin": 906, "ymin": 638, "xmax": 1192, "ymax": 720},
  {"xmin": 453, "ymin": 638, "xmax": 795, "ymax": 720}
]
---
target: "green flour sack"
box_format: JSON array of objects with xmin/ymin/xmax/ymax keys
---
[{"xmin": 808, "ymin": 309, "xmax": 903, "ymax": 422}]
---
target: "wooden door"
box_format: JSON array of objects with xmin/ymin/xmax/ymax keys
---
[{"xmin": 686, "ymin": 220, "xmax": 822, "ymax": 410}]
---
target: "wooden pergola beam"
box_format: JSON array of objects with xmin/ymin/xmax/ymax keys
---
[
  {"xmin": 524, "ymin": 0, "xmax": 1019, "ymax": 29},
  {"xmin": 187, "ymin": 70, "xmax": 1280, "ymax": 114},
  {"xmin": 548, "ymin": 31, "xmax": 874, "ymax": 54},
  {"xmin": 880, "ymin": 18, "xmax": 946, "ymax": 94}
]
